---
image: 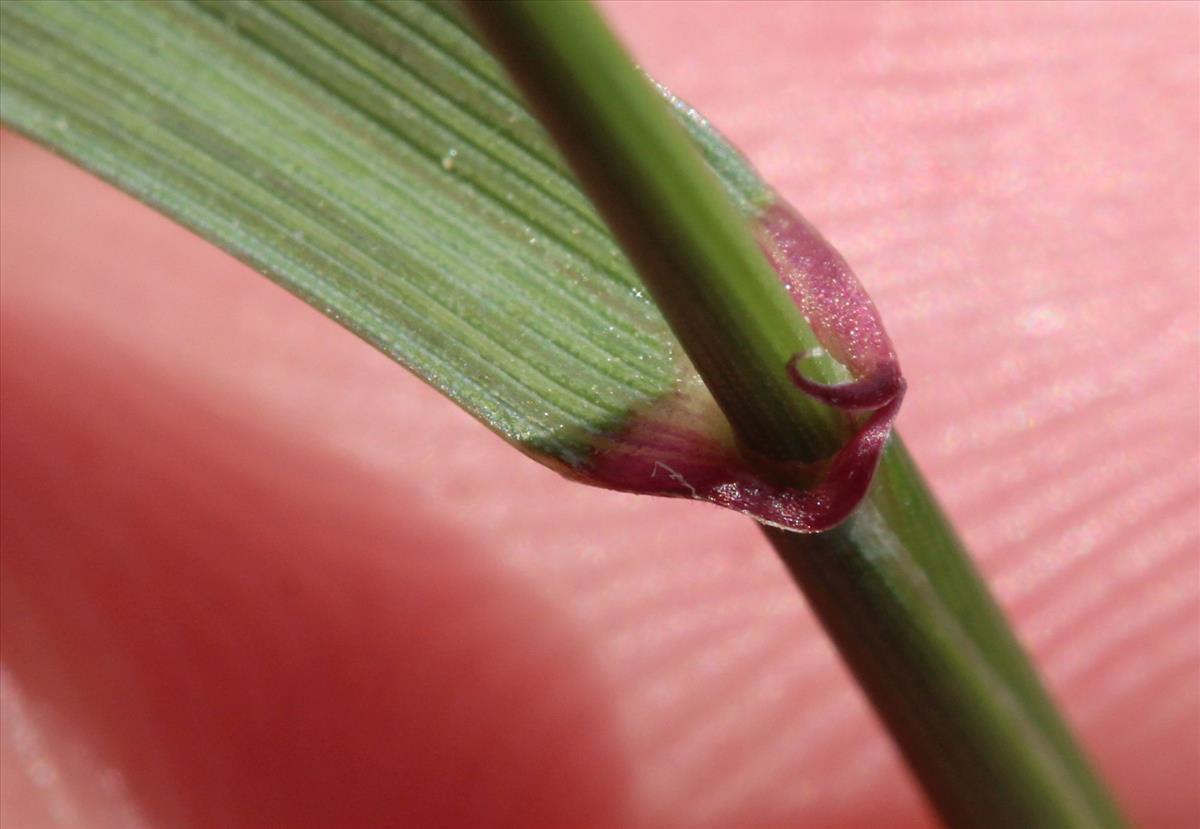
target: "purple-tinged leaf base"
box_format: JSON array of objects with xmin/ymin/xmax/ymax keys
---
[{"xmin": 569, "ymin": 199, "xmax": 905, "ymax": 533}]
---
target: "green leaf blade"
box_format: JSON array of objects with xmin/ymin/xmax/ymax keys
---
[{"xmin": 2, "ymin": 0, "xmax": 700, "ymax": 461}]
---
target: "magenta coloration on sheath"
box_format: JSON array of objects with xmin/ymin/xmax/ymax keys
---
[
  {"xmin": 759, "ymin": 202, "xmax": 897, "ymax": 378},
  {"xmin": 573, "ymin": 199, "xmax": 904, "ymax": 533}
]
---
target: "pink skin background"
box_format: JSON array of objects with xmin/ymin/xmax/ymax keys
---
[{"xmin": 2, "ymin": 1, "xmax": 1197, "ymax": 826}]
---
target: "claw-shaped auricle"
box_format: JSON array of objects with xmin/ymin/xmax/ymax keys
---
[{"xmin": 576, "ymin": 199, "xmax": 905, "ymax": 533}]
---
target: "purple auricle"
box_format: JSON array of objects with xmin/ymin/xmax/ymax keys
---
[{"xmin": 575, "ymin": 200, "xmax": 905, "ymax": 533}]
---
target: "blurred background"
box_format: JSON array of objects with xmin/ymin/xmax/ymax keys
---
[{"xmin": 2, "ymin": 1, "xmax": 1197, "ymax": 826}]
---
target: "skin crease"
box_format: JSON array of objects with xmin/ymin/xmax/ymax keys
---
[{"xmin": 1, "ymin": 1, "xmax": 1198, "ymax": 827}]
